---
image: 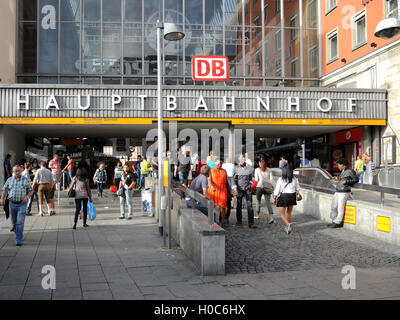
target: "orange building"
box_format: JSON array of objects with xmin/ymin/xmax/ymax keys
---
[{"xmin": 321, "ymin": 0, "xmax": 400, "ymax": 76}]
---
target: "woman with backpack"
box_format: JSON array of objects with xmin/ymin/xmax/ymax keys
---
[
  {"xmin": 69, "ymin": 168, "xmax": 92, "ymax": 230},
  {"xmin": 273, "ymin": 166, "xmax": 299, "ymax": 235},
  {"xmin": 93, "ymin": 163, "xmax": 107, "ymax": 198}
]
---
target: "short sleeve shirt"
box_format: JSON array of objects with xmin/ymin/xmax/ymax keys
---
[
  {"xmin": 4, "ymin": 159, "xmax": 11, "ymax": 175},
  {"xmin": 35, "ymin": 167, "xmax": 52, "ymax": 184},
  {"xmin": 67, "ymin": 159, "xmax": 74, "ymax": 172},
  {"xmin": 122, "ymin": 172, "xmax": 138, "ymax": 189},
  {"xmin": 114, "ymin": 166, "xmax": 124, "ymax": 179},
  {"xmin": 2, "ymin": 176, "xmax": 32, "ymax": 202},
  {"xmin": 189, "ymin": 174, "xmax": 208, "ymax": 194},
  {"xmin": 49, "ymin": 159, "xmax": 61, "ymax": 174}
]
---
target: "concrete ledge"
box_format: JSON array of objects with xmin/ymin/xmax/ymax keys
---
[
  {"xmin": 171, "ymin": 198, "xmax": 225, "ymax": 275},
  {"xmin": 295, "ymin": 188, "xmax": 400, "ymax": 246}
]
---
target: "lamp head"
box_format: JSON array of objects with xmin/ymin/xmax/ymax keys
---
[
  {"xmin": 375, "ymin": 17, "xmax": 400, "ymax": 39},
  {"xmin": 163, "ymin": 23, "xmax": 185, "ymax": 41}
]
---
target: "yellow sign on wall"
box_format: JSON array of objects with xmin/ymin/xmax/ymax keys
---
[
  {"xmin": 163, "ymin": 160, "xmax": 169, "ymax": 187},
  {"xmin": 377, "ymin": 216, "xmax": 391, "ymax": 233},
  {"xmin": 344, "ymin": 205, "xmax": 356, "ymax": 225}
]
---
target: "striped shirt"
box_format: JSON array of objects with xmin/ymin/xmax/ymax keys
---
[{"xmin": 2, "ymin": 176, "xmax": 32, "ymax": 202}]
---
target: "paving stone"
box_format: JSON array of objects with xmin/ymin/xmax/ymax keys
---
[
  {"xmin": 51, "ymin": 287, "xmax": 82, "ymax": 300},
  {"xmin": 83, "ymin": 290, "xmax": 114, "ymax": 300},
  {"xmin": 0, "ymin": 285, "xmax": 24, "ymax": 299}
]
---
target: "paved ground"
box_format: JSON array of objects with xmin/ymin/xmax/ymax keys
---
[{"xmin": 0, "ymin": 190, "xmax": 399, "ymax": 300}]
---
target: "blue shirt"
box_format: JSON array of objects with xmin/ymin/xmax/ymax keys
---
[
  {"xmin": 4, "ymin": 159, "xmax": 11, "ymax": 175},
  {"xmin": 2, "ymin": 176, "xmax": 32, "ymax": 202}
]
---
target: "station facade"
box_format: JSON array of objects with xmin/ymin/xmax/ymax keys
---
[{"xmin": 0, "ymin": 0, "xmax": 394, "ymax": 184}]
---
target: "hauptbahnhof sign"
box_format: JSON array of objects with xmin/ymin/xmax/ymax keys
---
[{"xmin": 0, "ymin": 85, "xmax": 387, "ymax": 126}]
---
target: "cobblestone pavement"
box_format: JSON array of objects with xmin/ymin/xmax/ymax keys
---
[{"xmin": 225, "ymin": 208, "xmax": 400, "ymax": 274}]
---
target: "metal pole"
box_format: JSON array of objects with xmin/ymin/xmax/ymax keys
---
[
  {"xmin": 157, "ymin": 20, "xmax": 164, "ymax": 231},
  {"xmin": 168, "ymin": 160, "xmax": 172, "ymax": 249},
  {"xmin": 302, "ymin": 143, "xmax": 305, "ymax": 168}
]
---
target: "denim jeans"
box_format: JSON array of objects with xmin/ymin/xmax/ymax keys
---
[
  {"xmin": 236, "ymin": 189, "xmax": 255, "ymax": 226},
  {"xmin": 255, "ymin": 187, "xmax": 273, "ymax": 215},
  {"xmin": 27, "ymin": 191, "xmax": 39, "ymax": 213},
  {"xmin": 74, "ymin": 198, "xmax": 88, "ymax": 224},
  {"xmin": 96, "ymin": 182, "xmax": 105, "ymax": 197},
  {"xmin": 358, "ymin": 172, "xmax": 364, "ymax": 184},
  {"xmin": 66, "ymin": 171, "xmax": 74, "ymax": 186},
  {"xmin": 120, "ymin": 189, "xmax": 133, "ymax": 218},
  {"xmin": 139, "ymin": 173, "xmax": 148, "ymax": 189},
  {"xmin": 178, "ymin": 171, "xmax": 188, "ymax": 185},
  {"xmin": 10, "ymin": 202, "xmax": 27, "ymax": 245},
  {"xmin": 186, "ymin": 199, "xmax": 209, "ymax": 216}
]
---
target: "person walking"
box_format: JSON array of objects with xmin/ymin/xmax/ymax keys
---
[
  {"xmin": 208, "ymin": 160, "xmax": 228, "ymax": 227},
  {"xmin": 328, "ymin": 158, "xmax": 358, "ymax": 229},
  {"xmin": 273, "ymin": 165, "xmax": 300, "ymax": 235},
  {"xmin": 93, "ymin": 162, "xmax": 107, "ymax": 198},
  {"xmin": 354, "ymin": 155, "xmax": 364, "ymax": 184},
  {"xmin": 48, "ymin": 174, "xmax": 58, "ymax": 216},
  {"xmin": 222, "ymin": 158, "xmax": 235, "ymax": 223},
  {"xmin": 362, "ymin": 153, "xmax": 375, "ymax": 185},
  {"xmin": 26, "ymin": 167, "xmax": 39, "ymax": 216},
  {"xmin": 139, "ymin": 157, "xmax": 151, "ymax": 190},
  {"xmin": 49, "ymin": 154, "xmax": 62, "ymax": 189},
  {"xmin": 1, "ymin": 165, "xmax": 33, "ymax": 246},
  {"xmin": 32, "ymin": 161, "xmax": 52, "ymax": 216},
  {"xmin": 69, "ymin": 168, "xmax": 92, "ymax": 229},
  {"xmin": 176, "ymin": 150, "xmax": 191, "ymax": 186},
  {"xmin": 119, "ymin": 164, "xmax": 137, "ymax": 220},
  {"xmin": 62, "ymin": 154, "xmax": 75, "ymax": 187},
  {"xmin": 232, "ymin": 154, "xmax": 257, "ymax": 229},
  {"xmin": 134, "ymin": 156, "xmax": 142, "ymax": 187},
  {"xmin": 254, "ymin": 159, "xmax": 276, "ymax": 223},
  {"xmin": 113, "ymin": 161, "xmax": 124, "ymax": 189},
  {"xmin": 4, "ymin": 154, "xmax": 12, "ymax": 180}
]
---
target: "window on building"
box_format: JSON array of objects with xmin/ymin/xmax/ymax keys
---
[
  {"xmin": 275, "ymin": 0, "xmax": 280, "ymax": 15},
  {"xmin": 308, "ymin": 45, "xmax": 318, "ymax": 76},
  {"xmin": 290, "ymin": 15, "xmax": 298, "ymax": 42},
  {"xmin": 264, "ymin": 3, "xmax": 268, "ymax": 24},
  {"xmin": 254, "ymin": 16, "xmax": 260, "ymax": 37},
  {"xmin": 290, "ymin": 58, "xmax": 298, "ymax": 77},
  {"xmin": 326, "ymin": 0, "xmax": 337, "ymax": 13},
  {"xmin": 275, "ymin": 29, "xmax": 281, "ymax": 52},
  {"xmin": 327, "ymin": 30, "xmax": 338, "ymax": 63},
  {"xmin": 352, "ymin": 11, "xmax": 367, "ymax": 49},
  {"xmin": 386, "ymin": 0, "xmax": 399, "ymax": 18},
  {"xmin": 307, "ymin": 0, "xmax": 317, "ymax": 27}
]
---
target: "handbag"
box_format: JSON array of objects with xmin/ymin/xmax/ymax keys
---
[
  {"xmin": 67, "ymin": 179, "xmax": 76, "ymax": 198},
  {"xmin": 117, "ymin": 187, "xmax": 124, "ymax": 197},
  {"xmin": 296, "ymin": 191, "xmax": 302, "ymax": 201}
]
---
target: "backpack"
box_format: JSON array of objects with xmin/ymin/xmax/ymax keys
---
[{"xmin": 97, "ymin": 169, "xmax": 106, "ymax": 182}]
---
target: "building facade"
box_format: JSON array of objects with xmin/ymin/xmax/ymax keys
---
[
  {"xmin": 0, "ymin": 0, "xmax": 394, "ymax": 185},
  {"xmin": 321, "ymin": 0, "xmax": 400, "ymax": 166}
]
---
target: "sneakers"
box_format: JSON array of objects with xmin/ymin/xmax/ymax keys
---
[
  {"xmin": 83, "ymin": 224, "xmax": 89, "ymax": 227},
  {"xmin": 329, "ymin": 222, "xmax": 343, "ymax": 229},
  {"xmin": 119, "ymin": 216, "xmax": 125, "ymax": 219},
  {"xmin": 268, "ymin": 219, "xmax": 275, "ymax": 224}
]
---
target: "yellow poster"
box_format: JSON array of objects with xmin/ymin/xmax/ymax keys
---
[
  {"xmin": 377, "ymin": 216, "xmax": 391, "ymax": 233},
  {"xmin": 163, "ymin": 160, "xmax": 169, "ymax": 187},
  {"xmin": 344, "ymin": 205, "xmax": 356, "ymax": 225}
]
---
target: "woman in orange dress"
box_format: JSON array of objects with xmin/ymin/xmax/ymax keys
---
[{"xmin": 208, "ymin": 159, "xmax": 228, "ymax": 226}]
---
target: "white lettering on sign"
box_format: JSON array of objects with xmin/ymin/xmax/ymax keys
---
[
  {"xmin": 192, "ymin": 56, "xmax": 229, "ymax": 81},
  {"xmin": 223, "ymin": 96, "xmax": 235, "ymax": 111},
  {"xmin": 112, "ymin": 95, "xmax": 122, "ymax": 110},
  {"xmin": 317, "ymin": 97, "xmax": 333, "ymax": 113},
  {"xmin": 138, "ymin": 95, "xmax": 147, "ymax": 110},
  {"xmin": 167, "ymin": 95, "xmax": 177, "ymax": 111},
  {"xmin": 287, "ymin": 97, "xmax": 300, "ymax": 112},
  {"xmin": 257, "ymin": 96, "xmax": 270, "ymax": 111},
  {"xmin": 348, "ymin": 98, "xmax": 357, "ymax": 113},
  {"xmin": 15, "ymin": 93, "xmax": 358, "ymax": 114},
  {"xmin": 196, "ymin": 95, "xmax": 209, "ymax": 111},
  {"xmin": 17, "ymin": 94, "xmax": 30, "ymax": 110},
  {"xmin": 78, "ymin": 95, "xmax": 91, "ymax": 110},
  {"xmin": 41, "ymin": 5, "xmax": 56, "ymax": 30},
  {"xmin": 45, "ymin": 94, "xmax": 60, "ymax": 110}
]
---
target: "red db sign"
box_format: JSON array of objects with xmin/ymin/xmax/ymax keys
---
[{"xmin": 192, "ymin": 56, "xmax": 229, "ymax": 81}]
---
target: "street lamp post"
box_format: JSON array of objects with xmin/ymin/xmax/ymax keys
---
[{"xmin": 156, "ymin": 21, "xmax": 185, "ymax": 234}]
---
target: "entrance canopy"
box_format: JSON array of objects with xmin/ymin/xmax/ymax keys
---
[{"xmin": 0, "ymin": 84, "xmax": 387, "ymax": 128}]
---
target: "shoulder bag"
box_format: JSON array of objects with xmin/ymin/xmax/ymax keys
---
[{"xmin": 68, "ymin": 178, "xmax": 76, "ymax": 198}]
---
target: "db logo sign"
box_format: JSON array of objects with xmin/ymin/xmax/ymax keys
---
[{"xmin": 192, "ymin": 56, "xmax": 229, "ymax": 81}]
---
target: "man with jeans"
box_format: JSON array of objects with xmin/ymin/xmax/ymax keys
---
[
  {"xmin": 176, "ymin": 150, "xmax": 191, "ymax": 186},
  {"xmin": 232, "ymin": 154, "xmax": 257, "ymax": 229},
  {"xmin": 1, "ymin": 165, "xmax": 33, "ymax": 246},
  {"xmin": 119, "ymin": 164, "xmax": 137, "ymax": 220},
  {"xmin": 328, "ymin": 158, "xmax": 359, "ymax": 229}
]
